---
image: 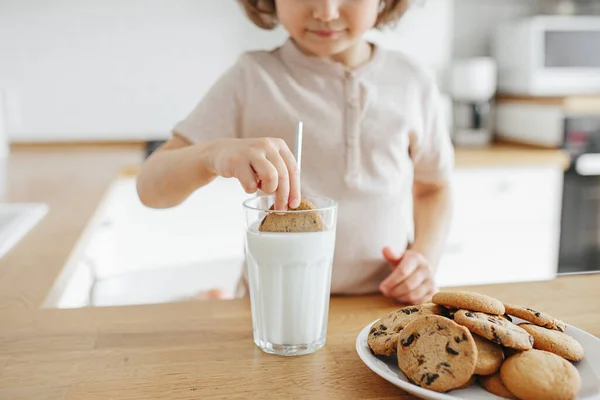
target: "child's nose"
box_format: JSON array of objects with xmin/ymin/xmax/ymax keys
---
[{"xmin": 312, "ymin": 0, "xmax": 340, "ymax": 22}]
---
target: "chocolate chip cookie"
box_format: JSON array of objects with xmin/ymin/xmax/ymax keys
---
[
  {"xmin": 456, "ymin": 375, "xmax": 476, "ymax": 389},
  {"xmin": 504, "ymin": 303, "xmax": 567, "ymax": 332},
  {"xmin": 259, "ymin": 199, "xmax": 325, "ymax": 232},
  {"xmin": 454, "ymin": 310, "xmax": 533, "ymax": 350},
  {"xmin": 473, "ymin": 334, "xmax": 504, "ymax": 375},
  {"xmin": 396, "ymin": 315, "xmax": 477, "ymax": 393},
  {"xmin": 432, "ymin": 291, "xmax": 505, "ymax": 315},
  {"xmin": 519, "ymin": 323, "xmax": 584, "ymax": 361},
  {"xmin": 368, "ymin": 303, "xmax": 445, "ymax": 356},
  {"xmin": 501, "ymin": 350, "xmax": 581, "ymax": 400},
  {"xmin": 479, "ymin": 373, "xmax": 517, "ymax": 399}
]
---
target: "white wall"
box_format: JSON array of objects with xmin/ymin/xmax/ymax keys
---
[
  {"xmin": 453, "ymin": 0, "xmax": 540, "ymax": 57},
  {"xmin": 0, "ymin": 0, "xmax": 453, "ymax": 142},
  {"xmin": 0, "ymin": 0, "xmax": 287, "ymax": 142}
]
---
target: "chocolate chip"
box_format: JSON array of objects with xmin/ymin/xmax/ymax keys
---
[
  {"xmin": 454, "ymin": 336, "xmax": 462, "ymax": 343},
  {"xmin": 488, "ymin": 317, "xmax": 500, "ymax": 325},
  {"xmin": 462, "ymin": 333, "xmax": 468, "ymax": 341},
  {"xmin": 370, "ymin": 327, "xmax": 376, "ymax": 334},
  {"xmin": 379, "ymin": 324, "xmax": 387, "ymax": 331},
  {"xmin": 465, "ymin": 312, "xmax": 475, "ymax": 318},
  {"xmin": 439, "ymin": 362, "xmax": 451, "ymax": 367},
  {"xmin": 418, "ymin": 356, "xmax": 425, "ymax": 366},
  {"xmin": 446, "ymin": 343, "xmax": 459, "ymax": 355},
  {"xmin": 491, "ymin": 327, "xmax": 503, "ymax": 345},
  {"xmin": 527, "ymin": 308, "xmax": 542, "ymax": 318},
  {"xmin": 401, "ymin": 307, "xmax": 420, "ymax": 315},
  {"xmin": 421, "ymin": 373, "xmax": 440, "ymax": 386},
  {"xmin": 401, "ymin": 334, "xmax": 416, "ymax": 347}
]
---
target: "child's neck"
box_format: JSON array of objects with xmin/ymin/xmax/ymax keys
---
[{"xmin": 294, "ymin": 38, "xmax": 373, "ymax": 70}]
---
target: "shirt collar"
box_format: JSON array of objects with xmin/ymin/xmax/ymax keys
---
[{"xmin": 279, "ymin": 37, "xmax": 384, "ymax": 78}]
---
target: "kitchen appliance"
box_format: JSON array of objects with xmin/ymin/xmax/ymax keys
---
[
  {"xmin": 558, "ymin": 114, "xmax": 600, "ymax": 275},
  {"xmin": 447, "ymin": 58, "xmax": 497, "ymax": 147},
  {"xmin": 495, "ymin": 95, "xmax": 600, "ymax": 147},
  {"xmin": 494, "ymin": 93, "xmax": 600, "ymax": 274},
  {"xmin": 493, "ymin": 16, "xmax": 600, "ymax": 96},
  {"xmin": 540, "ymin": 0, "xmax": 600, "ymax": 15}
]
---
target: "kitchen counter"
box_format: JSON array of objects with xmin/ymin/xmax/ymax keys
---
[
  {"xmin": 454, "ymin": 141, "xmax": 571, "ymax": 170},
  {"xmin": 0, "ymin": 143, "xmax": 593, "ymax": 399}
]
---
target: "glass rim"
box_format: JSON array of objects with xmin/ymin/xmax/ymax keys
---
[{"xmin": 243, "ymin": 194, "xmax": 337, "ymax": 213}]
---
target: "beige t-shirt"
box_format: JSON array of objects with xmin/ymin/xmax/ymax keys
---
[{"xmin": 174, "ymin": 39, "xmax": 454, "ymax": 295}]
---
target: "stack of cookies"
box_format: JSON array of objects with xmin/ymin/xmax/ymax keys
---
[{"xmin": 367, "ymin": 291, "xmax": 584, "ymax": 399}]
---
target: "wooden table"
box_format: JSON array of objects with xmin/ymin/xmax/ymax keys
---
[{"xmin": 0, "ymin": 144, "xmax": 595, "ymax": 399}]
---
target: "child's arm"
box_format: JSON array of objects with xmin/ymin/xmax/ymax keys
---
[
  {"xmin": 379, "ymin": 74, "xmax": 454, "ymax": 305},
  {"xmin": 136, "ymin": 135, "xmax": 301, "ymax": 210},
  {"xmin": 411, "ymin": 178, "xmax": 452, "ymax": 270},
  {"xmin": 378, "ymin": 179, "xmax": 451, "ymax": 305},
  {"xmin": 136, "ymin": 135, "xmax": 217, "ymax": 209}
]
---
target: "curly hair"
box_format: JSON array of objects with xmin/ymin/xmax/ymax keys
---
[{"xmin": 238, "ymin": 0, "xmax": 411, "ymax": 30}]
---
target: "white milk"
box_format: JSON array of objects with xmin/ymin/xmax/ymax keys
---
[{"xmin": 246, "ymin": 225, "xmax": 336, "ymax": 347}]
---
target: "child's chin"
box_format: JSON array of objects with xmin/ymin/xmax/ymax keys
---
[{"xmin": 300, "ymin": 37, "xmax": 354, "ymax": 56}]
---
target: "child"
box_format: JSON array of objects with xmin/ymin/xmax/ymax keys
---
[{"xmin": 136, "ymin": 0, "xmax": 454, "ymax": 305}]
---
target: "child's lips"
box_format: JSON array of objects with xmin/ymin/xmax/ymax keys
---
[{"xmin": 309, "ymin": 29, "xmax": 344, "ymax": 38}]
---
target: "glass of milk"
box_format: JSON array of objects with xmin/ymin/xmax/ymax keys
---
[{"xmin": 243, "ymin": 195, "xmax": 337, "ymax": 356}]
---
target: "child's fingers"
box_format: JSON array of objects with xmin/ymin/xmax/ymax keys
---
[
  {"xmin": 250, "ymin": 155, "xmax": 279, "ymax": 195},
  {"xmin": 235, "ymin": 165, "xmax": 259, "ymax": 194},
  {"xmin": 279, "ymin": 146, "xmax": 301, "ymax": 209},
  {"xmin": 388, "ymin": 265, "xmax": 428, "ymax": 299},
  {"xmin": 397, "ymin": 278, "xmax": 434, "ymax": 305},
  {"xmin": 265, "ymin": 150, "xmax": 290, "ymax": 212},
  {"xmin": 379, "ymin": 255, "xmax": 420, "ymax": 293}
]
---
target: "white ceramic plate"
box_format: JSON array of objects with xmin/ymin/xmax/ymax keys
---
[{"xmin": 356, "ymin": 318, "xmax": 600, "ymax": 400}]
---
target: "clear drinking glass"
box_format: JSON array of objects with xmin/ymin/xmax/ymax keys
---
[{"xmin": 243, "ymin": 195, "xmax": 338, "ymax": 356}]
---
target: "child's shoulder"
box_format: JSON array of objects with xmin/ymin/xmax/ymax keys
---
[{"xmin": 232, "ymin": 47, "xmax": 284, "ymax": 72}]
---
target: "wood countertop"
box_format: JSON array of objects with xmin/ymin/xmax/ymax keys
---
[
  {"xmin": 454, "ymin": 141, "xmax": 571, "ymax": 170},
  {"xmin": 0, "ymin": 143, "xmax": 591, "ymax": 399}
]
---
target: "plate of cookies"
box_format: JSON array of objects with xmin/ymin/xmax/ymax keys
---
[{"xmin": 356, "ymin": 291, "xmax": 600, "ymax": 400}]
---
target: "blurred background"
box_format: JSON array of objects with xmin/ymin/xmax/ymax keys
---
[{"xmin": 1, "ymin": 0, "xmax": 600, "ymax": 308}]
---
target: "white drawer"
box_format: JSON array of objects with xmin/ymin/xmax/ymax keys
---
[
  {"xmin": 437, "ymin": 225, "xmax": 559, "ymax": 287},
  {"xmin": 452, "ymin": 166, "xmax": 563, "ymax": 225}
]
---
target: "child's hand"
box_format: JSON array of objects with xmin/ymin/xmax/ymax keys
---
[
  {"xmin": 207, "ymin": 138, "xmax": 301, "ymax": 211},
  {"xmin": 379, "ymin": 247, "xmax": 437, "ymax": 305}
]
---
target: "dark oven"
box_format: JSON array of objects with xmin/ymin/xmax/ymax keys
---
[{"xmin": 559, "ymin": 115, "xmax": 600, "ymax": 274}]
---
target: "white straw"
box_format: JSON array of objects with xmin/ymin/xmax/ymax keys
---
[{"xmin": 294, "ymin": 121, "xmax": 303, "ymax": 172}]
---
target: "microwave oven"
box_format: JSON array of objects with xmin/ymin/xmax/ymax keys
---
[{"xmin": 493, "ymin": 16, "xmax": 600, "ymax": 96}]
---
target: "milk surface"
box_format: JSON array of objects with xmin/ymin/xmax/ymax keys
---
[{"xmin": 246, "ymin": 224, "xmax": 336, "ymax": 346}]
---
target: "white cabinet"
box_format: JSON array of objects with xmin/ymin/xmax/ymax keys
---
[
  {"xmin": 437, "ymin": 165, "xmax": 563, "ymax": 287},
  {"xmin": 49, "ymin": 176, "xmax": 252, "ymax": 308}
]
